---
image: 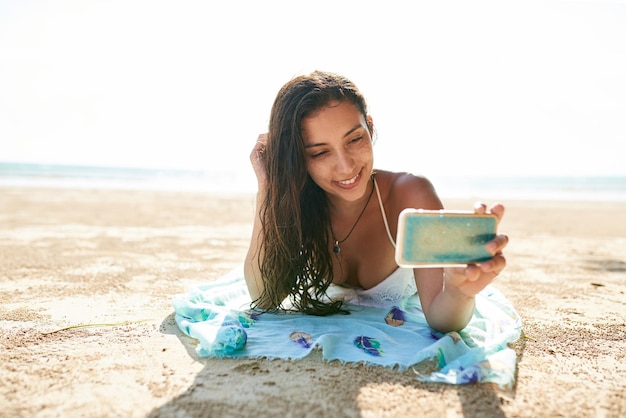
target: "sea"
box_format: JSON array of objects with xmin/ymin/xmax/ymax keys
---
[{"xmin": 1, "ymin": 162, "xmax": 625, "ymax": 202}]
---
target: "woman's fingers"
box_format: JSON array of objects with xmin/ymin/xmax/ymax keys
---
[
  {"xmin": 250, "ymin": 133, "xmax": 270, "ymax": 186},
  {"xmin": 486, "ymin": 233, "xmax": 509, "ymax": 254},
  {"xmin": 479, "ymin": 253, "xmax": 507, "ymax": 274},
  {"xmin": 473, "ymin": 202, "xmax": 487, "ymax": 214},
  {"xmin": 256, "ymin": 133, "xmax": 268, "ymax": 148},
  {"xmin": 250, "ymin": 134, "xmax": 268, "ymax": 160},
  {"xmin": 489, "ymin": 203, "xmax": 505, "ymax": 223},
  {"xmin": 473, "ymin": 202, "xmax": 505, "ymax": 223}
]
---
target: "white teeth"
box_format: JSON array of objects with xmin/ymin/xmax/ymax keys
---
[{"xmin": 338, "ymin": 174, "xmax": 358, "ymax": 185}]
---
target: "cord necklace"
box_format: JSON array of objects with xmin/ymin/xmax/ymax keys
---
[{"xmin": 331, "ymin": 173, "xmax": 376, "ymax": 255}]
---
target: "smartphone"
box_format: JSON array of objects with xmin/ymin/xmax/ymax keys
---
[{"xmin": 395, "ymin": 209, "xmax": 497, "ymax": 268}]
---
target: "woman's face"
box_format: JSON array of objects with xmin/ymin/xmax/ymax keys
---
[{"xmin": 301, "ymin": 100, "xmax": 374, "ymax": 202}]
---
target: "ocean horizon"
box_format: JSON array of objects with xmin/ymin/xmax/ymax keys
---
[{"xmin": 1, "ymin": 161, "xmax": 625, "ymax": 202}]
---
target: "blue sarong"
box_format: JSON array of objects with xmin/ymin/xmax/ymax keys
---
[{"xmin": 173, "ymin": 267, "xmax": 522, "ymax": 388}]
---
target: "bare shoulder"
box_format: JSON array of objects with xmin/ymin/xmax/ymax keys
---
[{"xmin": 375, "ymin": 170, "xmax": 443, "ymax": 212}]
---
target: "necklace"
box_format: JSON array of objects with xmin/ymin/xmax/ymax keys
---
[{"xmin": 331, "ymin": 173, "xmax": 376, "ymax": 255}]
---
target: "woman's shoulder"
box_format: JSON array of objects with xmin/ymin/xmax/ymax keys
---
[
  {"xmin": 378, "ymin": 170, "xmax": 433, "ymax": 189},
  {"xmin": 374, "ymin": 170, "xmax": 443, "ymax": 211}
]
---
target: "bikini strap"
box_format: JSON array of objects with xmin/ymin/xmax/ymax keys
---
[{"xmin": 373, "ymin": 176, "xmax": 396, "ymax": 249}]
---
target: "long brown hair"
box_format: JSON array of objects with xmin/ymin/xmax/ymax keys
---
[{"xmin": 253, "ymin": 71, "xmax": 370, "ymax": 315}]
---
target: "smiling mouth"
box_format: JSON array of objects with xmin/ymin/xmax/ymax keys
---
[{"xmin": 338, "ymin": 173, "xmax": 359, "ymax": 185}]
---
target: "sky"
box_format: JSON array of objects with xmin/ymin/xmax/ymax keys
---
[{"xmin": 1, "ymin": 0, "xmax": 625, "ymax": 180}]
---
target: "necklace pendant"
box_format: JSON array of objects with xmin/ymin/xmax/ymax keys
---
[{"xmin": 329, "ymin": 176, "xmax": 376, "ymax": 257}]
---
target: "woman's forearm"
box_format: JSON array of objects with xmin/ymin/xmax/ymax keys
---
[
  {"xmin": 243, "ymin": 192, "xmax": 266, "ymax": 303},
  {"xmin": 415, "ymin": 268, "xmax": 476, "ymax": 333},
  {"xmin": 425, "ymin": 285, "xmax": 476, "ymax": 333}
]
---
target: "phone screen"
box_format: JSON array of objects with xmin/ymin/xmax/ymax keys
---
[{"xmin": 395, "ymin": 210, "xmax": 497, "ymax": 267}]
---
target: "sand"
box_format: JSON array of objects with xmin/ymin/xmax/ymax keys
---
[{"xmin": 1, "ymin": 186, "xmax": 625, "ymax": 418}]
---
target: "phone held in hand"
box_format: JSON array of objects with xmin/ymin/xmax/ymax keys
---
[{"xmin": 395, "ymin": 209, "xmax": 497, "ymax": 268}]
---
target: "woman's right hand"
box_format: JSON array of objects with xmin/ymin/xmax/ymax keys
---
[{"xmin": 250, "ymin": 133, "xmax": 269, "ymax": 188}]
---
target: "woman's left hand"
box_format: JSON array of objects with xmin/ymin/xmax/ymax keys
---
[{"xmin": 443, "ymin": 203, "xmax": 509, "ymax": 297}]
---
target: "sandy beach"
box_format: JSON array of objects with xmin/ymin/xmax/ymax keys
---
[{"xmin": 1, "ymin": 186, "xmax": 625, "ymax": 418}]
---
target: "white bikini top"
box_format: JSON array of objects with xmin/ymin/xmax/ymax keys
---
[
  {"xmin": 327, "ymin": 176, "xmax": 417, "ymax": 308},
  {"xmin": 373, "ymin": 175, "xmax": 396, "ymax": 250}
]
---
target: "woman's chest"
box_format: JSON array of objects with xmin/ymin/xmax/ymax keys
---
[{"xmin": 330, "ymin": 227, "xmax": 397, "ymax": 289}]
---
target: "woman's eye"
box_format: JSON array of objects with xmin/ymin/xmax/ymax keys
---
[
  {"xmin": 349, "ymin": 136, "xmax": 363, "ymax": 144},
  {"xmin": 310, "ymin": 151, "xmax": 327, "ymax": 159}
]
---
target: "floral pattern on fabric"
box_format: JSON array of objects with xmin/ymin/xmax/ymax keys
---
[
  {"xmin": 384, "ymin": 306, "xmax": 406, "ymax": 327},
  {"xmin": 354, "ymin": 336, "xmax": 384, "ymax": 357},
  {"xmin": 172, "ymin": 267, "xmax": 523, "ymax": 388},
  {"xmin": 290, "ymin": 332, "xmax": 313, "ymax": 349}
]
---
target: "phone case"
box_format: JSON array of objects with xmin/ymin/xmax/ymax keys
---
[{"xmin": 395, "ymin": 209, "xmax": 497, "ymax": 268}]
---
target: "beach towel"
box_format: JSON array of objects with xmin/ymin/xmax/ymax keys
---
[{"xmin": 173, "ymin": 266, "xmax": 522, "ymax": 388}]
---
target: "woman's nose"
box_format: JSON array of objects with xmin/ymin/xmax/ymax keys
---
[{"xmin": 334, "ymin": 150, "xmax": 354, "ymax": 174}]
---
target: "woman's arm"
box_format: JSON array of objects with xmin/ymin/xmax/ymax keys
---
[
  {"xmin": 415, "ymin": 204, "xmax": 509, "ymax": 333},
  {"xmin": 243, "ymin": 135, "xmax": 269, "ymax": 305},
  {"xmin": 244, "ymin": 189, "xmax": 266, "ymax": 303},
  {"xmin": 415, "ymin": 267, "xmax": 476, "ymax": 332},
  {"xmin": 392, "ymin": 174, "xmax": 508, "ymax": 332}
]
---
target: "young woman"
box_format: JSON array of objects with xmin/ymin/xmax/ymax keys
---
[{"xmin": 244, "ymin": 70, "xmax": 508, "ymax": 333}]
